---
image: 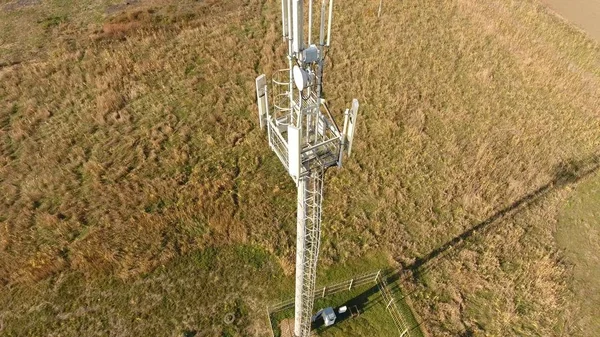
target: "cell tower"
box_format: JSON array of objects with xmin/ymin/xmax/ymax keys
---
[{"xmin": 255, "ymin": 1, "xmax": 359, "ymax": 336}]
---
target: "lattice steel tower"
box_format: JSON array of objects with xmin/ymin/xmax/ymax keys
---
[{"xmin": 255, "ymin": 1, "xmax": 359, "ymax": 336}]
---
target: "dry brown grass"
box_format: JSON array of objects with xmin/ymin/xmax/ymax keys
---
[{"xmin": 0, "ymin": 0, "xmax": 599, "ymax": 335}]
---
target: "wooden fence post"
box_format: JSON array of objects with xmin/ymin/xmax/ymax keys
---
[
  {"xmin": 348, "ymin": 278, "xmax": 354, "ymax": 290},
  {"xmin": 322, "ymin": 287, "xmax": 326, "ymax": 298}
]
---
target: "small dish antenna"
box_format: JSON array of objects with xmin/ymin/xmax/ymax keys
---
[{"xmin": 293, "ymin": 65, "xmax": 309, "ymax": 91}]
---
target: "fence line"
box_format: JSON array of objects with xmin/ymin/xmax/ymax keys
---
[
  {"xmin": 267, "ymin": 269, "xmax": 418, "ymax": 337},
  {"xmin": 267, "ymin": 270, "xmax": 381, "ymax": 313},
  {"xmin": 376, "ymin": 274, "xmax": 412, "ymax": 337}
]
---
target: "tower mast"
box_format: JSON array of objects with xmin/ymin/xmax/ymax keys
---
[{"xmin": 255, "ymin": 1, "xmax": 359, "ymax": 336}]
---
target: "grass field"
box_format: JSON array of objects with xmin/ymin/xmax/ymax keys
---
[
  {"xmin": 1, "ymin": 0, "xmax": 599, "ymax": 336},
  {"xmin": 0, "ymin": 245, "xmax": 286, "ymax": 336}
]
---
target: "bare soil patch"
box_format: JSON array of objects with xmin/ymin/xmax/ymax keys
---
[
  {"xmin": 279, "ymin": 318, "xmax": 295, "ymax": 337},
  {"xmin": 541, "ymin": 0, "xmax": 600, "ymax": 41}
]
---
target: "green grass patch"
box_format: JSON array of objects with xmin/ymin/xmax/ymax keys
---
[
  {"xmin": 0, "ymin": 244, "xmax": 286, "ymax": 336},
  {"xmin": 269, "ymin": 253, "xmax": 423, "ymax": 337},
  {"xmin": 556, "ymin": 171, "xmax": 600, "ymax": 336},
  {"xmin": 38, "ymin": 15, "xmax": 67, "ymax": 29}
]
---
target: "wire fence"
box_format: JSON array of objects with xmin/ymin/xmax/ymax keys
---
[
  {"xmin": 267, "ymin": 270, "xmax": 381, "ymax": 313},
  {"xmin": 377, "ymin": 274, "xmax": 411, "ymax": 337},
  {"xmin": 266, "ymin": 269, "xmax": 421, "ymax": 337}
]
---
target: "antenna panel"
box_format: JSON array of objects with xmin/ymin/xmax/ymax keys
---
[
  {"xmin": 292, "ymin": 0, "xmax": 303, "ymax": 53},
  {"xmin": 288, "ymin": 125, "xmax": 301, "ymax": 178},
  {"xmin": 281, "ymin": 0, "xmax": 288, "ymax": 38},
  {"xmin": 255, "ymin": 75, "xmax": 268, "ymax": 129},
  {"xmin": 327, "ymin": 0, "xmax": 333, "ymax": 46},
  {"xmin": 346, "ymin": 99, "xmax": 359, "ymax": 156}
]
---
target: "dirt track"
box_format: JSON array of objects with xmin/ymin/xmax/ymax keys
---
[{"xmin": 541, "ymin": 0, "xmax": 600, "ymax": 41}]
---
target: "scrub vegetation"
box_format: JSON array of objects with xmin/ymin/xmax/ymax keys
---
[{"xmin": 1, "ymin": 0, "xmax": 599, "ymax": 336}]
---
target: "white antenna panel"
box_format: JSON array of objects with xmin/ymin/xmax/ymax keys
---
[
  {"xmin": 327, "ymin": 0, "xmax": 333, "ymax": 46},
  {"xmin": 288, "ymin": 125, "xmax": 301, "ymax": 178},
  {"xmin": 292, "ymin": 0, "xmax": 303, "ymax": 53},
  {"xmin": 255, "ymin": 75, "xmax": 268, "ymax": 129},
  {"xmin": 281, "ymin": 0, "xmax": 288, "ymax": 38},
  {"xmin": 346, "ymin": 99, "xmax": 359, "ymax": 156}
]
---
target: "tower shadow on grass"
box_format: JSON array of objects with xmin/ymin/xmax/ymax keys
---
[
  {"xmin": 312, "ymin": 155, "xmax": 600, "ymax": 336},
  {"xmin": 402, "ymin": 154, "xmax": 600, "ymax": 278}
]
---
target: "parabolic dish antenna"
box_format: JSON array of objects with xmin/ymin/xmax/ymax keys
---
[{"xmin": 293, "ymin": 65, "xmax": 308, "ymax": 91}]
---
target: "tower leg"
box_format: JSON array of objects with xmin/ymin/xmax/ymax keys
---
[
  {"xmin": 294, "ymin": 169, "xmax": 325, "ymax": 337},
  {"xmin": 294, "ymin": 176, "xmax": 307, "ymax": 337}
]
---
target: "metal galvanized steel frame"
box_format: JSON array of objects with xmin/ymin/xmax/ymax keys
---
[{"xmin": 256, "ymin": 0, "xmax": 359, "ymax": 336}]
